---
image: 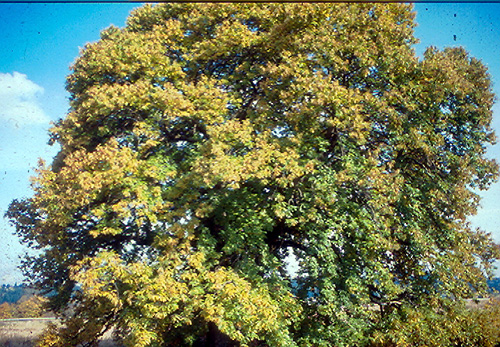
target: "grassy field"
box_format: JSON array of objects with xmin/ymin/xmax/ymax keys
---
[{"xmin": 0, "ymin": 319, "xmax": 119, "ymax": 347}]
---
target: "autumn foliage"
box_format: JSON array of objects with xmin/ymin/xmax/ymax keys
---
[
  {"xmin": 0, "ymin": 294, "xmax": 48, "ymax": 319},
  {"xmin": 6, "ymin": 3, "xmax": 500, "ymax": 346}
]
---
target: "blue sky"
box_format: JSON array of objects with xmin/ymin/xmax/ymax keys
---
[{"xmin": 0, "ymin": 3, "xmax": 499, "ymax": 284}]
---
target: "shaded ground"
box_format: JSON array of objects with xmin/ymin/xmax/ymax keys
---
[{"xmin": 0, "ymin": 319, "xmax": 120, "ymax": 347}]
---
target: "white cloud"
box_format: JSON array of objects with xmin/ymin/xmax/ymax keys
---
[{"xmin": 0, "ymin": 72, "xmax": 50, "ymax": 127}]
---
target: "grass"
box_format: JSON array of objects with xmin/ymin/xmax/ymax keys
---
[{"xmin": 0, "ymin": 319, "xmax": 120, "ymax": 347}]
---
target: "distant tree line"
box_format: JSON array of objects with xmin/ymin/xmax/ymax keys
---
[{"xmin": 0, "ymin": 284, "xmax": 34, "ymax": 304}]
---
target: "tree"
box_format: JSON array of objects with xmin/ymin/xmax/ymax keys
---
[
  {"xmin": 0, "ymin": 302, "xmax": 13, "ymax": 319},
  {"xmin": 6, "ymin": 3, "xmax": 500, "ymax": 346},
  {"xmin": 0, "ymin": 294, "xmax": 47, "ymax": 319},
  {"xmin": 16, "ymin": 294, "xmax": 48, "ymax": 318}
]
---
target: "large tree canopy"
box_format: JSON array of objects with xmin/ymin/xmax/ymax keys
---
[{"xmin": 7, "ymin": 3, "xmax": 500, "ymax": 347}]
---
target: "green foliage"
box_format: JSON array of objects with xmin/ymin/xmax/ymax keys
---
[{"xmin": 6, "ymin": 3, "xmax": 500, "ymax": 346}]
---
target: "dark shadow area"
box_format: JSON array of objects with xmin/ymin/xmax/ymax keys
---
[{"xmin": 99, "ymin": 338, "xmax": 123, "ymax": 347}]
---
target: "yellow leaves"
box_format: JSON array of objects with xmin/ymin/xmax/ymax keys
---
[
  {"xmin": 31, "ymin": 138, "xmax": 173, "ymax": 239},
  {"xmin": 188, "ymin": 10, "xmax": 260, "ymax": 61},
  {"xmin": 195, "ymin": 119, "xmax": 309, "ymax": 189},
  {"xmin": 69, "ymin": 21, "xmax": 183, "ymax": 89},
  {"xmin": 89, "ymin": 226, "xmax": 121, "ymax": 237},
  {"xmin": 72, "ymin": 245, "xmax": 298, "ymax": 346},
  {"xmin": 200, "ymin": 267, "xmax": 299, "ymax": 346},
  {"xmin": 36, "ymin": 322, "xmax": 65, "ymax": 347},
  {"xmin": 70, "ymin": 251, "xmax": 123, "ymax": 307},
  {"xmin": 33, "ymin": 140, "xmax": 121, "ymax": 217},
  {"xmin": 181, "ymin": 75, "xmax": 232, "ymax": 125},
  {"xmin": 83, "ymin": 80, "xmax": 180, "ymax": 115},
  {"xmin": 68, "ymin": 245, "xmax": 298, "ymax": 345},
  {"xmin": 187, "ymin": 250, "xmax": 205, "ymax": 269}
]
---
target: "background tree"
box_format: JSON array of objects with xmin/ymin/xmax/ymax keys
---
[
  {"xmin": 16, "ymin": 294, "xmax": 48, "ymax": 319},
  {"xmin": 7, "ymin": 3, "xmax": 500, "ymax": 346},
  {"xmin": 0, "ymin": 302, "xmax": 13, "ymax": 319},
  {"xmin": 0, "ymin": 294, "xmax": 48, "ymax": 319}
]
